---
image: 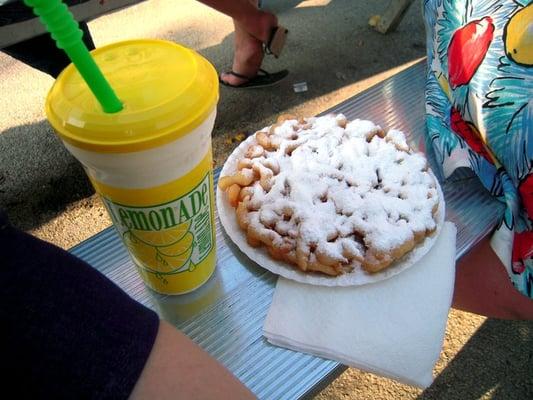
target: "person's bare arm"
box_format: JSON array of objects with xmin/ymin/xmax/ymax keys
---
[
  {"xmin": 130, "ymin": 320, "xmax": 256, "ymax": 399},
  {"xmin": 453, "ymin": 236, "xmax": 533, "ymax": 320}
]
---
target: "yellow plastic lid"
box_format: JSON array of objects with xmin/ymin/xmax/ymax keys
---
[{"xmin": 46, "ymin": 39, "xmax": 219, "ymax": 153}]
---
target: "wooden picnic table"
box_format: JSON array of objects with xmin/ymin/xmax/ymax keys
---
[{"xmin": 69, "ymin": 60, "xmax": 502, "ymax": 399}]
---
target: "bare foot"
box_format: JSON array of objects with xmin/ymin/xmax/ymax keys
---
[
  {"xmin": 220, "ymin": 28, "xmax": 264, "ymax": 86},
  {"xmin": 220, "ymin": 10, "xmax": 279, "ymax": 87}
]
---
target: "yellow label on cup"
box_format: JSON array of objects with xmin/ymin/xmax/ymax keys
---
[{"xmin": 92, "ymin": 151, "xmax": 216, "ymax": 294}]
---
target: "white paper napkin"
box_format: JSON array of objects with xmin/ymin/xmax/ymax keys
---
[{"xmin": 263, "ymin": 222, "xmax": 457, "ymax": 388}]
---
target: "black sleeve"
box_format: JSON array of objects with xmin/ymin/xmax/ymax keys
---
[{"xmin": 0, "ymin": 211, "xmax": 159, "ymax": 399}]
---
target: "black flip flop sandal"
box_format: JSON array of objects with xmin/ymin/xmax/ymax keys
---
[{"xmin": 219, "ymin": 69, "xmax": 289, "ymax": 89}]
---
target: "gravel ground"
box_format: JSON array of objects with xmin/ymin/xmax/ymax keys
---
[{"xmin": 1, "ymin": 0, "xmax": 531, "ymax": 398}]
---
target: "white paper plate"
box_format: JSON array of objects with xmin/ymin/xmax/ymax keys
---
[{"xmin": 216, "ymin": 134, "xmax": 446, "ymax": 287}]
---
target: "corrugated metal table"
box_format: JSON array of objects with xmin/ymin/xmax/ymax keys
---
[{"xmin": 70, "ymin": 60, "xmax": 503, "ymax": 399}]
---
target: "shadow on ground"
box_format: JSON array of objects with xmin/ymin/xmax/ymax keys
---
[
  {"xmin": 0, "ymin": 120, "xmax": 94, "ymax": 231},
  {"xmin": 420, "ymin": 319, "xmax": 533, "ymax": 399}
]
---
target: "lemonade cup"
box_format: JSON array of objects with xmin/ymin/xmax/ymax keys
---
[{"xmin": 45, "ymin": 39, "xmax": 219, "ymax": 294}]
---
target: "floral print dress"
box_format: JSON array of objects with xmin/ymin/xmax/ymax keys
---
[{"xmin": 424, "ymin": 0, "xmax": 533, "ymax": 298}]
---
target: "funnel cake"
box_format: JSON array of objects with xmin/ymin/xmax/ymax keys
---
[{"xmin": 218, "ymin": 114, "xmax": 440, "ymax": 277}]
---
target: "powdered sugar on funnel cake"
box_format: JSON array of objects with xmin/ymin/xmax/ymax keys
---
[{"xmin": 217, "ymin": 114, "xmax": 445, "ymax": 286}]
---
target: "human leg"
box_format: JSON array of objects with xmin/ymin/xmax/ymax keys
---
[
  {"xmin": 2, "ymin": 21, "xmax": 95, "ymax": 78},
  {"xmin": 453, "ymin": 236, "xmax": 533, "ymax": 320},
  {"xmin": 198, "ymin": 0, "xmax": 288, "ymax": 87},
  {"xmin": 199, "ymin": 0, "xmax": 278, "ymax": 44},
  {"xmin": 219, "ymin": 16, "xmax": 266, "ymax": 86}
]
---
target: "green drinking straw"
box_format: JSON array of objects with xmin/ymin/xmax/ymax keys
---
[{"xmin": 24, "ymin": 0, "xmax": 123, "ymax": 113}]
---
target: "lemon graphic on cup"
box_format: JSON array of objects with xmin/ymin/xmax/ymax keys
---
[
  {"xmin": 131, "ymin": 220, "xmax": 191, "ymax": 247},
  {"xmin": 123, "ymin": 230, "xmax": 159, "ymax": 267},
  {"xmin": 123, "ymin": 220, "xmax": 195, "ymax": 273},
  {"xmin": 156, "ymin": 232, "xmax": 194, "ymax": 271},
  {"xmin": 505, "ymin": 3, "xmax": 533, "ymax": 66}
]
